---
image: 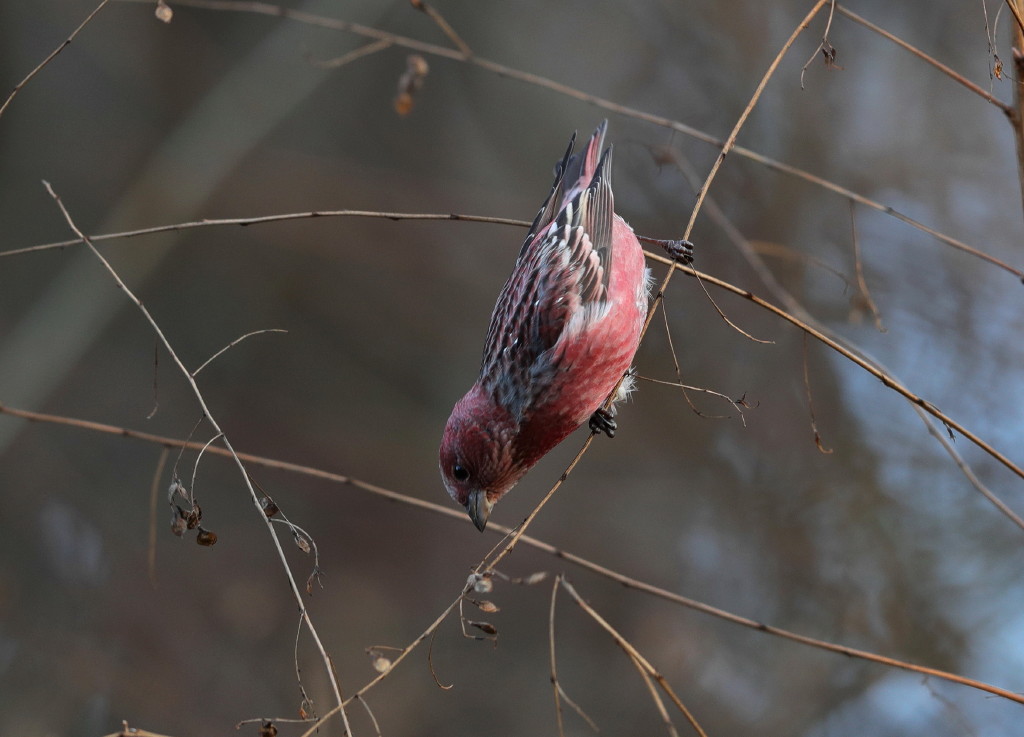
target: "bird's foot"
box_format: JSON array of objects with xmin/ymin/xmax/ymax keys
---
[
  {"xmin": 589, "ymin": 407, "xmax": 617, "ymax": 438},
  {"xmin": 654, "ymin": 238, "xmax": 694, "ymax": 265}
]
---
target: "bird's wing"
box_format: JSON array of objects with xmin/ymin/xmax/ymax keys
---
[{"xmin": 480, "ymin": 147, "xmax": 615, "ymax": 419}]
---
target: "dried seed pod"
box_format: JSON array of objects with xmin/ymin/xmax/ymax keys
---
[
  {"xmin": 196, "ymin": 527, "xmax": 218, "ymax": 546},
  {"xmin": 185, "ymin": 502, "xmax": 202, "ymax": 530},
  {"xmin": 469, "ymin": 620, "xmax": 497, "ymax": 636},
  {"xmin": 170, "ymin": 507, "xmax": 187, "ymax": 537},
  {"xmin": 393, "ymin": 54, "xmax": 429, "ymax": 116},
  {"xmin": 167, "ymin": 479, "xmax": 185, "ymax": 503},
  {"xmin": 366, "ymin": 646, "xmax": 394, "ymax": 672},
  {"xmin": 372, "ymin": 655, "xmax": 391, "ymax": 673},
  {"xmin": 471, "ymin": 574, "xmax": 493, "ymax": 594},
  {"xmin": 260, "ymin": 496, "xmax": 279, "ymax": 518},
  {"xmin": 155, "ymin": 0, "xmax": 173, "ymax": 23}
]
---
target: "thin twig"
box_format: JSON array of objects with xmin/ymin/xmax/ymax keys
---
[
  {"xmin": 642, "ymin": 0, "xmax": 830, "ymax": 360},
  {"xmin": 236, "ymin": 716, "xmax": 316, "ymax": 728},
  {"xmin": 355, "ymin": 695, "xmax": 383, "ymax": 737},
  {"xmin": 561, "ymin": 579, "xmax": 709, "ymax": 737},
  {"xmin": 637, "ymin": 374, "xmax": 751, "ymax": 420},
  {"xmin": 189, "ymin": 432, "xmax": 223, "ymax": 500},
  {"xmin": 683, "ymin": 0, "xmax": 831, "ymax": 241},
  {"xmin": 0, "ymin": 0, "xmax": 112, "ymax": 120},
  {"xmin": 847, "ymin": 201, "xmax": 885, "ymax": 331},
  {"xmin": 108, "ymin": 0, "xmax": 1024, "ymax": 280},
  {"xmin": 477, "ymin": 434, "xmax": 597, "ymax": 572},
  {"xmin": 748, "ymin": 239, "xmax": 853, "ymax": 286},
  {"xmin": 7, "ymin": 225, "xmax": 1024, "ymax": 522},
  {"xmin": 689, "ymin": 269, "xmax": 775, "ymax": 344},
  {"xmin": 981, "ymin": 0, "xmax": 1005, "ymax": 91},
  {"xmin": 17, "ymin": 205, "xmax": 1006, "ymax": 495},
  {"xmin": 41, "ymin": 181, "xmax": 353, "ymax": 735},
  {"xmin": 802, "ymin": 333, "xmax": 833, "ymax": 454},
  {"xmin": 300, "ymin": 592, "xmax": 466, "ymax": 737},
  {"xmin": 293, "ymin": 615, "xmax": 317, "ymax": 722},
  {"xmin": 628, "ymin": 655, "xmax": 682, "ymax": 737},
  {"xmin": 1005, "ymin": 0, "xmax": 1024, "ymax": 32},
  {"xmin": 547, "ymin": 576, "xmax": 600, "ymax": 735},
  {"xmin": 837, "ymin": 4, "xmax": 1013, "ymax": 115},
  {"xmin": 749, "ymin": 152, "xmax": 1022, "ymax": 279},
  {"xmin": 549, "ymin": 575, "xmax": 566, "ymax": 737},
  {"xmin": 4, "ymin": 400, "xmax": 1024, "ymax": 706},
  {"xmin": 658, "ymin": 302, "xmax": 745, "ymax": 423},
  {"xmin": 916, "ymin": 405, "xmax": 1024, "ymax": 531},
  {"xmin": 409, "ymin": 0, "xmax": 472, "ymax": 57},
  {"xmin": 147, "ymin": 448, "xmax": 170, "ymax": 586},
  {"xmin": 1007, "ymin": 0, "xmax": 1024, "ymax": 225},
  {"xmin": 617, "ymin": 0, "xmax": 826, "ymax": 428},
  {"xmin": 801, "ymin": 0, "xmax": 838, "ymax": 89},
  {"xmin": 656, "ymin": 145, "xmax": 816, "ymax": 320},
  {"xmin": 309, "ymin": 37, "xmax": 392, "ymax": 69},
  {"xmin": 0, "ymin": 210, "xmax": 530, "ymax": 258},
  {"xmin": 656, "ymin": 149, "xmax": 1013, "ymax": 532},
  {"xmin": 192, "ymin": 328, "xmax": 288, "ymax": 376},
  {"xmin": 644, "ymin": 252, "xmax": 1024, "ymax": 487},
  {"xmin": 100, "ymin": 723, "xmax": 178, "ymax": 737},
  {"xmin": 426, "ymin": 627, "xmax": 453, "ymax": 690},
  {"xmin": 148, "ymin": 338, "xmax": 160, "ymax": 419}
]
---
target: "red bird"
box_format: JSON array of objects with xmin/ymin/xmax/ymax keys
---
[{"xmin": 440, "ymin": 122, "xmax": 690, "ymax": 531}]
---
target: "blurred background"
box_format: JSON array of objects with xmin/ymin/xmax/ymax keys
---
[{"xmin": 2, "ymin": 1, "xmax": 1024, "ymax": 735}]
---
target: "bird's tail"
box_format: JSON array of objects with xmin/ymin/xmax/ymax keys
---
[
  {"xmin": 521, "ymin": 120, "xmax": 610, "ymax": 256},
  {"xmin": 561, "ymin": 119, "xmax": 608, "ymax": 203}
]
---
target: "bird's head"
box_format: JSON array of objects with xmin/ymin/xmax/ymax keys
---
[{"xmin": 439, "ymin": 385, "xmax": 519, "ymax": 532}]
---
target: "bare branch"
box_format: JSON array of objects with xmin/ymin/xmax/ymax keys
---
[
  {"xmin": 549, "ymin": 575, "xmax": 567, "ymax": 737},
  {"xmin": 0, "ymin": 0, "xmax": 112, "ymax": 120},
  {"xmin": 41, "ymin": 181, "xmax": 353, "ymax": 734},
  {"xmin": 106, "ymin": 0, "xmax": 1024, "ymax": 280},
  {"xmin": 683, "ymin": 0, "xmax": 831, "ymax": 241},
  {"xmin": 561, "ymin": 579, "xmax": 709, "ymax": 737},
  {"xmin": 409, "ymin": 0, "xmax": 472, "ymax": 57},
  {"xmin": 802, "ymin": 333, "xmax": 834, "ymax": 454},
  {"xmin": 657, "ymin": 303, "xmax": 748, "ymax": 423},
  {"xmin": 4, "ymin": 400, "xmax": 1024, "ymax": 706},
  {"xmin": 689, "ymin": 269, "xmax": 775, "ymax": 345},
  {"xmin": 309, "ymin": 38, "xmax": 392, "ymax": 69},
  {"xmin": 837, "ymin": 4, "xmax": 1013, "ymax": 115},
  {"xmin": 628, "ymin": 655, "xmax": 682, "ymax": 737},
  {"xmin": 192, "ymin": 328, "xmax": 288, "ymax": 376},
  {"xmin": 614, "ymin": 0, "xmax": 827, "ymax": 443},
  {"xmin": 1007, "ymin": 0, "xmax": 1024, "ymax": 226},
  {"xmin": 847, "ymin": 202, "xmax": 885, "ymax": 331},
  {"xmin": 0, "ymin": 210, "xmax": 530, "ymax": 259},
  {"xmin": 646, "ymin": 253, "xmax": 1024, "ymax": 487},
  {"xmin": 801, "ymin": 0, "xmax": 839, "ymax": 89},
  {"xmin": 147, "ymin": 448, "xmax": 170, "ymax": 585},
  {"xmin": 100, "ymin": 722, "xmax": 179, "ymax": 737},
  {"xmin": 1005, "ymin": 0, "xmax": 1024, "ymax": 32},
  {"xmin": 300, "ymin": 593, "xmax": 466, "ymax": 737}
]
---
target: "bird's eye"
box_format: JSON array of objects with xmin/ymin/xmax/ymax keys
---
[{"xmin": 452, "ymin": 464, "xmax": 470, "ymax": 481}]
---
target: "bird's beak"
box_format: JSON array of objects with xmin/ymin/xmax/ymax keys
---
[{"xmin": 466, "ymin": 489, "xmax": 493, "ymax": 532}]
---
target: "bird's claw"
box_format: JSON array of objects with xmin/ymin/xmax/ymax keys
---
[
  {"xmin": 662, "ymin": 239, "xmax": 694, "ymax": 265},
  {"xmin": 589, "ymin": 408, "xmax": 617, "ymax": 438}
]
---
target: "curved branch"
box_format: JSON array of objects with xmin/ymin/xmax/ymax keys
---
[{"xmin": 2, "ymin": 401, "xmax": 1022, "ymax": 707}]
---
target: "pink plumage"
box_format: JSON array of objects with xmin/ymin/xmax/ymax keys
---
[{"xmin": 440, "ymin": 122, "xmax": 651, "ymax": 531}]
